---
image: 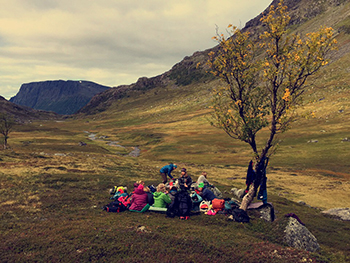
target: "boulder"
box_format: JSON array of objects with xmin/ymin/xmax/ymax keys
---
[
  {"xmin": 321, "ymin": 208, "xmax": 350, "ymax": 221},
  {"xmin": 284, "ymin": 217, "xmax": 320, "ymax": 252},
  {"xmin": 259, "ymin": 204, "xmax": 275, "ymax": 222},
  {"xmin": 248, "ymin": 202, "xmax": 275, "ymax": 222}
]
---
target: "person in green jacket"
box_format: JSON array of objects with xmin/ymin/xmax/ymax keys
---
[{"xmin": 152, "ymin": 183, "xmax": 172, "ymax": 208}]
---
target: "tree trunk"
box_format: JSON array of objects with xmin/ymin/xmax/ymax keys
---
[
  {"xmin": 239, "ymin": 183, "xmax": 257, "ymax": 211},
  {"xmin": 3, "ymin": 136, "xmax": 8, "ymax": 150},
  {"xmin": 239, "ymin": 157, "xmax": 268, "ymax": 211}
]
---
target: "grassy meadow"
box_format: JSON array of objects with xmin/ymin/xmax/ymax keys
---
[{"xmin": 1, "ymin": 77, "xmax": 350, "ymax": 262}]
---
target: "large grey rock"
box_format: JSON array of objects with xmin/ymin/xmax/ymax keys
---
[
  {"xmin": 321, "ymin": 208, "xmax": 350, "ymax": 221},
  {"xmin": 259, "ymin": 204, "xmax": 275, "ymax": 222},
  {"xmin": 284, "ymin": 217, "xmax": 320, "ymax": 252},
  {"xmin": 247, "ymin": 202, "xmax": 275, "ymax": 222}
]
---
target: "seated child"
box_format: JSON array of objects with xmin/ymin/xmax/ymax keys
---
[
  {"xmin": 129, "ymin": 184, "xmax": 149, "ymax": 212},
  {"xmin": 198, "ymin": 182, "xmax": 217, "ymax": 201},
  {"xmin": 152, "ymin": 183, "xmax": 172, "ymax": 208}
]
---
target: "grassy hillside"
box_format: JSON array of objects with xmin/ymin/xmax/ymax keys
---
[
  {"xmin": 1, "ymin": 123, "xmax": 350, "ymax": 262},
  {"xmin": 1, "ymin": 75, "xmax": 350, "ymax": 261},
  {"xmin": 2, "ymin": 0, "xmax": 350, "ymax": 262}
]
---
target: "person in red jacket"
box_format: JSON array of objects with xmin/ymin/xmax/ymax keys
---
[{"xmin": 129, "ymin": 184, "xmax": 149, "ymax": 212}]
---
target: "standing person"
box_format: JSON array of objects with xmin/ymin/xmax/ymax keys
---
[
  {"xmin": 178, "ymin": 168, "xmax": 193, "ymax": 191},
  {"xmin": 159, "ymin": 163, "xmax": 177, "ymax": 184}
]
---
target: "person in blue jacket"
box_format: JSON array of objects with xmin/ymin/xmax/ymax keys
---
[
  {"xmin": 159, "ymin": 163, "xmax": 177, "ymax": 184},
  {"xmin": 197, "ymin": 182, "xmax": 217, "ymax": 201}
]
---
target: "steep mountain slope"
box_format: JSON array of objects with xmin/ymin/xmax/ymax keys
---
[
  {"xmin": 78, "ymin": 0, "xmax": 350, "ymax": 116},
  {"xmin": 0, "ymin": 96, "xmax": 59, "ymax": 121},
  {"xmin": 10, "ymin": 80, "xmax": 110, "ymax": 115}
]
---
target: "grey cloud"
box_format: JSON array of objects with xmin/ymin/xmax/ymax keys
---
[{"xmin": 0, "ymin": 0, "xmax": 273, "ymax": 99}]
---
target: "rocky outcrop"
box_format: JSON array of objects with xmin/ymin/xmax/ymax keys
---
[
  {"xmin": 321, "ymin": 208, "xmax": 350, "ymax": 221},
  {"xmin": 284, "ymin": 217, "xmax": 320, "ymax": 252},
  {"xmin": 10, "ymin": 80, "xmax": 110, "ymax": 115}
]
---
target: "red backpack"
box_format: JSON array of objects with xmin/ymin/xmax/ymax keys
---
[
  {"xmin": 211, "ymin": 198, "xmax": 225, "ymax": 212},
  {"xmin": 118, "ymin": 194, "xmax": 132, "ymax": 209}
]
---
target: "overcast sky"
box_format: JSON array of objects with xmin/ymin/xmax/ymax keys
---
[{"xmin": 0, "ymin": 0, "xmax": 272, "ymax": 99}]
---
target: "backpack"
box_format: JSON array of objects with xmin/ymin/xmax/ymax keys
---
[
  {"xmin": 166, "ymin": 191, "xmax": 192, "ymax": 218},
  {"xmin": 109, "ymin": 186, "xmax": 118, "ymax": 195},
  {"xmin": 191, "ymin": 192, "xmax": 203, "ymax": 204},
  {"xmin": 225, "ymin": 200, "xmax": 239, "ymax": 210},
  {"xmin": 212, "ymin": 198, "xmax": 225, "ymax": 212},
  {"xmin": 166, "ymin": 196, "xmax": 179, "ymax": 218},
  {"xmin": 148, "ymin": 185, "xmax": 156, "ymax": 193},
  {"xmin": 117, "ymin": 194, "xmax": 132, "ymax": 209},
  {"xmin": 199, "ymin": 200, "xmax": 211, "ymax": 213},
  {"xmin": 177, "ymin": 191, "xmax": 192, "ymax": 217},
  {"xmin": 231, "ymin": 208, "xmax": 250, "ymax": 223},
  {"xmin": 103, "ymin": 200, "xmax": 127, "ymax": 213}
]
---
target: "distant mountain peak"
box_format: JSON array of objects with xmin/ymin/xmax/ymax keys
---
[{"xmin": 10, "ymin": 80, "xmax": 111, "ymax": 115}]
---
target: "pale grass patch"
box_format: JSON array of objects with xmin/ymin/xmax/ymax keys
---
[
  {"xmin": 267, "ymin": 170, "xmax": 350, "ymax": 210},
  {"xmin": 1, "ymin": 200, "xmax": 17, "ymax": 206},
  {"xmin": 163, "ymin": 161, "xmax": 350, "ymax": 210}
]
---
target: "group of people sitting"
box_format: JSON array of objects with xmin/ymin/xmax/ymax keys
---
[{"xmin": 105, "ymin": 163, "xmax": 224, "ymax": 220}]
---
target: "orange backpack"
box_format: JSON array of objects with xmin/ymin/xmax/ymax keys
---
[{"xmin": 211, "ymin": 198, "xmax": 225, "ymax": 212}]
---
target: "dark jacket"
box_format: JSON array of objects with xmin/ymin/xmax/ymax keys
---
[
  {"xmin": 166, "ymin": 190, "xmax": 192, "ymax": 217},
  {"xmin": 168, "ymin": 189, "xmax": 178, "ymax": 203},
  {"xmin": 178, "ymin": 174, "xmax": 193, "ymax": 191},
  {"xmin": 201, "ymin": 187, "xmax": 217, "ymax": 202},
  {"xmin": 146, "ymin": 192, "xmax": 154, "ymax": 205},
  {"xmin": 129, "ymin": 185, "xmax": 148, "ymax": 211}
]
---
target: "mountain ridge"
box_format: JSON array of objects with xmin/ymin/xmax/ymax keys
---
[
  {"xmin": 78, "ymin": 0, "xmax": 350, "ymax": 116},
  {"xmin": 10, "ymin": 80, "xmax": 110, "ymax": 115},
  {"xmin": 0, "ymin": 95, "xmax": 59, "ymax": 121}
]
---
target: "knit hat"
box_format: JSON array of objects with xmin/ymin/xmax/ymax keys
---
[
  {"xmin": 198, "ymin": 183, "xmax": 204, "ymax": 188},
  {"xmin": 137, "ymin": 184, "xmax": 144, "ymax": 190},
  {"xmin": 181, "ymin": 168, "xmax": 187, "ymax": 173}
]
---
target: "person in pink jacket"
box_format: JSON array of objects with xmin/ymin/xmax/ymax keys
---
[{"xmin": 129, "ymin": 184, "xmax": 149, "ymax": 212}]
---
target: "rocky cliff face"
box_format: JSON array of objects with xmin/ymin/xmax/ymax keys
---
[{"xmin": 10, "ymin": 80, "xmax": 110, "ymax": 115}]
